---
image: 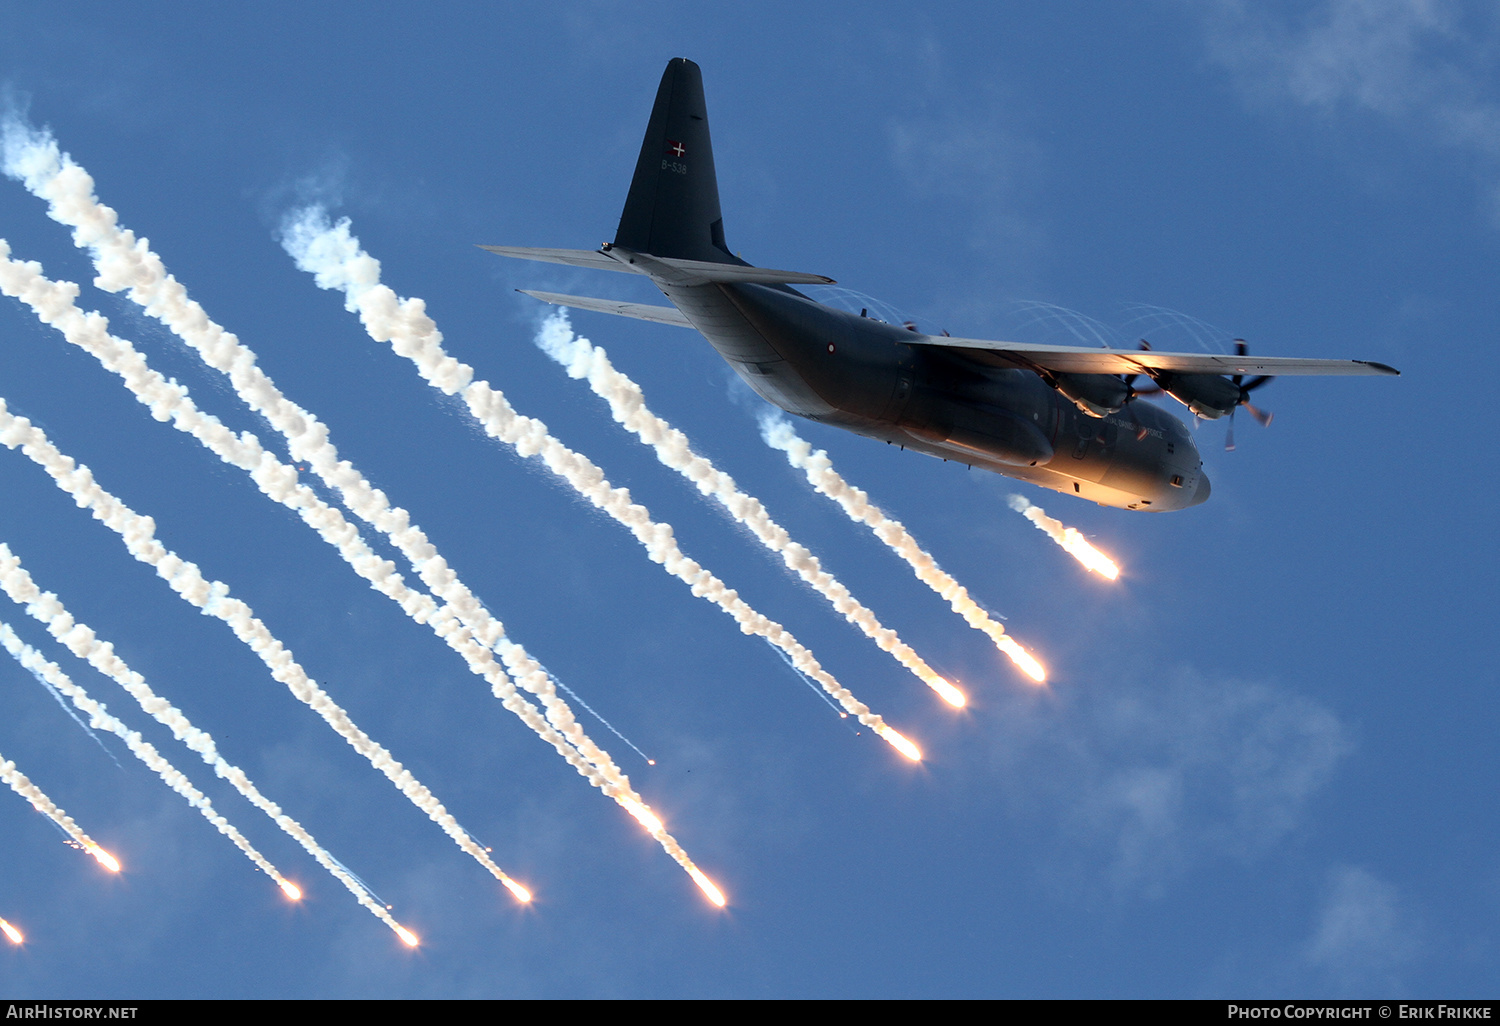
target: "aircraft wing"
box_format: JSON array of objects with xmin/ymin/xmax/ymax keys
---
[
  {"xmin": 908, "ymin": 335, "xmax": 1400, "ymax": 377},
  {"xmin": 519, "ymin": 290, "xmax": 695, "ymax": 328},
  {"xmin": 481, "ymin": 245, "xmax": 834, "ymax": 286}
]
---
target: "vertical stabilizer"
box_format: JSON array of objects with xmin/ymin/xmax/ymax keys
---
[{"xmin": 614, "ymin": 58, "xmax": 742, "ymax": 264}]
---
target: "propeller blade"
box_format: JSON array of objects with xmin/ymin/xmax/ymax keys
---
[
  {"xmin": 1225, "ymin": 409, "xmax": 1236, "ymax": 451},
  {"xmin": 1242, "ymin": 375, "xmax": 1273, "ymax": 392},
  {"xmin": 1244, "ymin": 402, "xmax": 1273, "ymax": 427}
]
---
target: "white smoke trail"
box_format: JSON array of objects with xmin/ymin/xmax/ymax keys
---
[
  {"xmin": 536, "ymin": 314, "xmax": 966, "ymax": 709},
  {"xmin": 8, "ymin": 634, "xmax": 119, "ymax": 765},
  {"xmin": 1006, "ymin": 494, "xmax": 1120, "ymax": 581},
  {"xmin": 0, "ymin": 382, "xmax": 528, "ymax": 906},
  {"xmin": 0, "ymin": 544, "xmax": 425, "ymax": 936},
  {"xmin": 759, "ymin": 413, "xmax": 1048, "ymax": 684},
  {"xmin": 0, "ymin": 621, "xmax": 301, "ymax": 899},
  {"xmin": 0, "ymin": 747, "xmax": 118, "ymax": 873},
  {"xmin": 0, "ymin": 133, "xmax": 697, "ymax": 889},
  {"xmin": 281, "ymin": 208, "xmax": 920, "ymax": 766}
]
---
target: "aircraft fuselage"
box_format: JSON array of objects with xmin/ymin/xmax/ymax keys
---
[{"xmin": 661, "ymin": 279, "xmax": 1210, "ymax": 511}]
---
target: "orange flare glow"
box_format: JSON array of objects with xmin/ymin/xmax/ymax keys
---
[
  {"xmin": 688, "ymin": 866, "xmax": 727, "ymax": 907},
  {"xmin": 999, "ymin": 637, "xmax": 1047, "ymax": 684},
  {"xmin": 395, "ymin": 925, "xmax": 419, "ymax": 947},
  {"xmin": 929, "ymin": 676, "xmax": 967, "ymax": 708},
  {"xmin": 620, "ymin": 797, "xmax": 664, "ymax": 835},
  {"xmin": 85, "ymin": 844, "xmax": 121, "ymax": 873},
  {"xmin": 1059, "ymin": 527, "xmax": 1120, "ymax": 580},
  {"xmin": 502, "ymin": 878, "xmax": 533, "ymax": 904},
  {"xmin": 1011, "ymin": 495, "xmax": 1121, "ymax": 583},
  {"xmin": 1, "ymin": 918, "xmax": 22, "ymax": 945},
  {"xmin": 877, "ymin": 725, "xmax": 922, "ymax": 762},
  {"xmin": 279, "ymin": 880, "xmax": 302, "ymax": 901}
]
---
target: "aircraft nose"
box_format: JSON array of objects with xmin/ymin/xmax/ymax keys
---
[{"xmin": 1189, "ymin": 472, "xmax": 1211, "ymax": 507}]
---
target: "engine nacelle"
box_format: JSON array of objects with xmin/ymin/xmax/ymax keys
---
[
  {"xmin": 1152, "ymin": 372, "xmax": 1241, "ymax": 419},
  {"xmin": 1050, "ymin": 372, "xmax": 1131, "ymax": 418}
]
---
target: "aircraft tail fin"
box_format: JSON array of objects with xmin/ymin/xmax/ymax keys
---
[{"xmin": 614, "ymin": 58, "xmax": 745, "ymax": 266}]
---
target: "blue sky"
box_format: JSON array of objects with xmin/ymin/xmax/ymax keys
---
[{"xmin": 0, "ymin": 0, "xmax": 1495, "ymax": 998}]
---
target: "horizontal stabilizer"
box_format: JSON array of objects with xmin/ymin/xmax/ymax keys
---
[
  {"xmin": 908, "ymin": 335, "xmax": 1400, "ymax": 377},
  {"xmin": 480, "ymin": 246, "xmax": 625, "ymax": 272},
  {"xmin": 518, "ymin": 290, "xmax": 694, "ymax": 328},
  {"xmin": 480, "ymin": 244, "xmax": 833, "ymax": 287}
]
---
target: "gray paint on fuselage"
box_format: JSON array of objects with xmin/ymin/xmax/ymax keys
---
[{"xmin": 659, "ymin": 278, "xmax": 1209, "ymax": 511}]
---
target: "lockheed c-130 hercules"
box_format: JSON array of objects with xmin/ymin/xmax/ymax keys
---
[{"xmin": 485, "ymin": 58, "xmax": 1398, "ymax": 512}]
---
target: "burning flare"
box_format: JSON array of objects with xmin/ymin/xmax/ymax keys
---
[
  {"xmin": 1, "ymin": 748, "xmax": 113, "ymax": 873},
  {"xmin": 619, "ymin": 797, "xmax": 664, "ymax": 835},
  {"xmin": 0, "ymin": 918, "xmax": 22, "ymax": 944},
  {"xmin": 84, "ymin": 843, "xmax": 121, "ymax": 874},
  {"xmin": 615, "ymin": 796, "xmax": 727, "ymax": 907},
  {"xmin": 1005, "ymin": 644, "xmax": 1048, "ymax": 684},
  {"xmin": 1008, "ymin": 495, "xmax": 1120, "ymax": 581},
  {"xmin": 760, "ymin": 415, "xmax": 1047, "ymax": 684},
  {"xmin": 928, "ymin": 676, "xmax": 966, "ymax": 708},
  {"xmin": 395, "ymin": 925, "xmax": 420, "ymax": 948},
  {"xmin": 688, "ymin": 867, "xmax": 727, "ymax": 908},
  {"xmin": 279, "ymin": 880, "xmax": 303, "ymax": 901},
  {"xmin": 876, "ymin": 725, "xmax": 923, "ymax": 762}
]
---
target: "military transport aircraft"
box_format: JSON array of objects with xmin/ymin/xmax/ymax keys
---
[{"xmin": 484, "ymin": 59, "xmax": 1398, "ymax": 511}]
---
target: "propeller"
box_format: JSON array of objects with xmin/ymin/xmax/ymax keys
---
[
  {"xmin": 1123, "ymin": 338, "xmax": 1276, "ymax": 449},
  {"xmin": 1225, "ymin": 339, "xmax": 1274, "ymax": 451}
]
